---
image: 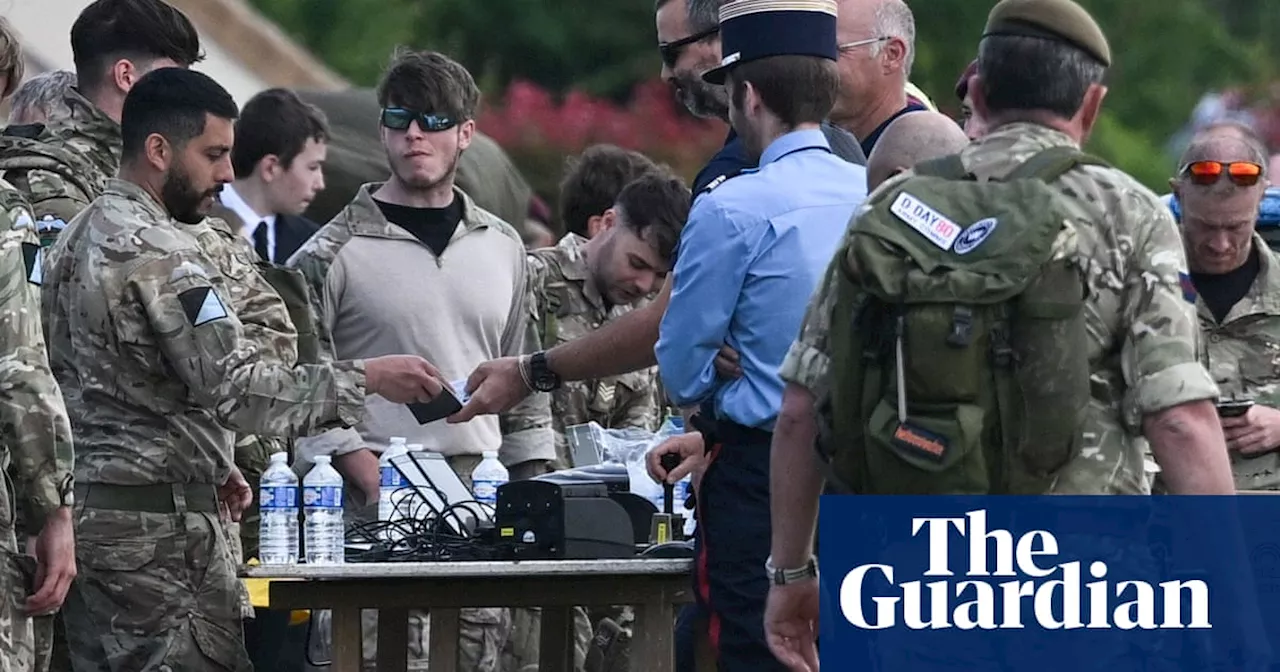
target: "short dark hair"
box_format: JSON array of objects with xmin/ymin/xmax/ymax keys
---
[
  {"xmin": 232, "ymin": 88, "xmax": 330, "ymax": 179},
  {"xmin": 121, "ymin": 68, "xmax": 238, "ymax": 160},
  {"xmin": 71, "ymin": 0, "xmax": 203, "ymax": 94},
  {"xmin": 729, "ymin": 55, "xmax": 839, "ymax": 128},
  {"xmin": 687, "ymin": 0, "xmax": 728, "ymax": 33},
  {"xmin": 559, "ymin": 145, "xmax": 662, "ymax": 237},
  {"xmin": 376, "ymin": 49, "xmax": 479, "ymax": 121},
  {"xmin": 614, "ymin": 173, "xmax": 691, "ymax": 262},
  {"xmin": 976, "ymin": 35, "xmax": 1106, "ymax": 120}
]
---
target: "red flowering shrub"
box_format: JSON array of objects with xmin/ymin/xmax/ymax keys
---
[{"xmin": 477, "ymin": 79, "xmax": 727, "ymax": 231}]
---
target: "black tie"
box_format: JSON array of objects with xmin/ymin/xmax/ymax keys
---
[{"xmin": 252, "ymin": 221, "xmax": 270, "ymax": 262}]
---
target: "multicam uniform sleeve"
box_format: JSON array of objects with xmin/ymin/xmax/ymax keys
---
[
  {"xmin": 498, "ymin": 252, "xmax": 555, "ymax": 466},
  {"xmin": 124, "ymin": 248, "xmax": 367, "ymax": 438},
  {"xmin": 0, "ymin": 198, "xmax": 73, "ymax": 530},
  {"xmin": 614, "ymin": 369, "xmax": 661, "ymax": 431},
  {"xmin": 8, "ymin": 168, "xmax": 91, "ymax": 240},
  {"xmin": 285, "ymin": 235, "xmax": 367, "ymax": 457},
  {"xmin": 1115, "ymin": 186, "xmax": 1219, "ymax": 428}
]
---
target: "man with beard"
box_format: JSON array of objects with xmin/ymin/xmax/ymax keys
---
[
  {"xmin": 288, "ymin": 49, "xmax": 553, "ymax": 672},
  {"xmin": 657, "ymin": 0, "xmax": 866, "ymax": 193},
  {"xmin": 0, "ymin": 0, "xmax": 203, "ymax": 244},
  {"xmin": 40, "ymin": 67, "xmax": 447, "ymax": 672}
]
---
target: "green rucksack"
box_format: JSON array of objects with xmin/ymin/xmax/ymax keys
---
[{"xmin": 821, "ymin": 146, "xmax": 1103, "ymax": 495}]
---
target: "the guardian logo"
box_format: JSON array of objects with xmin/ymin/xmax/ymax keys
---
[{"xmin": 841, "ymin": 510, "xmax": 1211, "ymax": 631}]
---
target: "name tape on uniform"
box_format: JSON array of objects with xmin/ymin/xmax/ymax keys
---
[{"xmin": 890, "ymin": 192, "xmax": 961, "ymax": 251}]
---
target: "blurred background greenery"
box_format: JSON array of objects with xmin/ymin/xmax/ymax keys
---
[{"xmin": 250, "ymin": 0, "xmax": 1280, "ymax": 197}]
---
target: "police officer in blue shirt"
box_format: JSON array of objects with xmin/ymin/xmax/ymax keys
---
[{"xmin": 651, "ymin": 0, "xmax": 869, "ymax": 668}]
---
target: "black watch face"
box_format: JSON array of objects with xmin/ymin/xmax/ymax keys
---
[{"xmin": 535, "ymin": 372, "xmax": 558, "ymax": 391}]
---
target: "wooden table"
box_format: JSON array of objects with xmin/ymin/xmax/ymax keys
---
[{"xmin": 245, "ymin": 558, "xmax": 694, "ymax": 672}]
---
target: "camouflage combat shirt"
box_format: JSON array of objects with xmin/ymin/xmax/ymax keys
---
[
  {"xmin": 41, "ymin": 179, "xmax": 367, "ymax": 486},
  {"xmin": 781, "ymin": 122, "xmax": 1219, "ymax": 495},
  {"xmin": 0, "ymin": 181, "xmax": 73, "ymax": 529},
  {"xmin": 528, "ymin": 234, "xmax": 659, "ymax": 468},
  {"xmin": 0, "ymin": 88, "xmax": 120, "ymax": 240},
  {"xmin": 1199, "ymin": 234, "xmax": 1280, "ymax": 490}
]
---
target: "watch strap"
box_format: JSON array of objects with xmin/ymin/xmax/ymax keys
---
[{"xmin": 766, "ymin": 555, "xmax": 818, "ymax": 585}]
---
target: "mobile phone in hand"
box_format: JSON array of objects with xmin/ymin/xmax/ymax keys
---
[
  {"xmin": 1216, "ymin": 400, "xmax": 1254, "ymax": 418},
  {"xmin": 405, "ymin": 380, "xmax": 470, "ymax": 425}
]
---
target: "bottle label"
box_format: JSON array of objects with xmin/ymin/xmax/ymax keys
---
[
  {"xmin": 380, "ymin": 465, "xmax": 406, "ymax": 488},
  {"xmin": 260, "ymin": 485, "xmax": 297, "ymax": 510},
  {"xmin": 473, "ymin": 479, "xmax": 503, "ymax": 503},
  {"xmin": 303, "ymin": 485, "xmax": 343, "ymax": 508}
]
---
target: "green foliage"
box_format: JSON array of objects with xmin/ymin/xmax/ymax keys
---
[{"xmin": 250, "ymin": 0, "xmax": 1279, "ymax": 192}]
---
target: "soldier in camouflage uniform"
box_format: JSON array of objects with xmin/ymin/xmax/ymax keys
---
[
  {"xmin": 0, "ymin": 178, "xmax": 78, "ymax": 672},
  {"xmin": 1171, "ymin": 126, "xmax": 1280, "ymax": 490},
  {"xmin": 533, "ymin": 172, "xmax": 689, "ymax": 468},
  {"xmin": 763, "ymin": 0, "xmax": 1239, "ymax": 667},
  {"xmin": 0, "ymin": 0, "xmax": 202, "ymax": 243},
  {"xmin": 41, "ymin": 68, "xmax": 445, "ymax": 672},
  {"xmin": 502, "ymin": 173, "xmax": 688, "ymax": 672}
]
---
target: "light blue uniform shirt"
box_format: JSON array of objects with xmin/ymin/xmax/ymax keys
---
[{"xmin": 656, "ymin": 128, "xmax": 869, "ymax": 431}]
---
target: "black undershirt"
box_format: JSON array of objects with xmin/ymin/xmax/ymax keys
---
[
  {"xmin": 374, "ymin": 197, "xmax": 464, "ymax": 257},
  {"xmin": 1192, "ymin": 245, "xmax": 1260, "ymax": 323}
]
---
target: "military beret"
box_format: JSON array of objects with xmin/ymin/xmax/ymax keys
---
[{"xmin": 982, "ymin": 0, "xmax": 1111, "ymax": 67}]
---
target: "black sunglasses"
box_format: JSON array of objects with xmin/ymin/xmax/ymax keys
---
[
  {"xmin": 659, "ymin": 25, "xmax": 720, "ymax": 69},
  {"xmin": 380, "ymin": 107, "xmax": 458, "ymax": 133}
]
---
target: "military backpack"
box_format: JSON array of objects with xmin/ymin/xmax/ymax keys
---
[
  {"xmin": 822, "ymin": 146, "xmax": 1104, "ymax": 495},
  {"xmin": 0, "ymin": 125, "xmax": 103, "ymax": 245}
]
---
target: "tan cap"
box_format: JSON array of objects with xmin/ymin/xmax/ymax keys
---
[{"xmin": 983, "ymin": 0, "xmax": 1111, "ymax": 67}]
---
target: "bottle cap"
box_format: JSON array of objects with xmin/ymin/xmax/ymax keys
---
[
  {"xmin": 482, "ymin": 451, "xmax": 498, "ymax": 459},
  {"xmin": 314, "ymin": 455, "xmax": 332, "ymax": 464},
  {"xmin": 269, "ymin": 451, "xmax": 288, "ymax": 463},
  {"xmin": 390, "ymin": 436, "xmax": 407, "ymax": 445},
  {"xmin": 408, "ymin": 444, "xmax": 424, "ymax": 451}
]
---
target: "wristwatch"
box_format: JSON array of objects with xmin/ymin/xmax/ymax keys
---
[
  {"xmin": 527, "ymin": 351, "xmax": 562, "ymax": 392},
  {"xmin": 766, "ymin": 555, "xmax": 818, "ymax": 586}
]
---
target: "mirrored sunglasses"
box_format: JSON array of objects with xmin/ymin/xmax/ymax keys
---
[
  {"xmin": 380, "ymin": 108, "xmax": 458, "ymax": 133},
  {"xmin": 1179, "ymin": 160, "xmax": 1264, "ymax": 187}
]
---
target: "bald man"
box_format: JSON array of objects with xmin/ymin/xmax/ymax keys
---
[
  {"xmin": 1170, "ymin": 125, "xmax": 1280, "ymax": 491},
  {"xmin": 866, "ymin": 110, "xmax": 970, "ymax": 191}
]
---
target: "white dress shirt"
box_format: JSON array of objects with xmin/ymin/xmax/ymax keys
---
[{"xmin": 219, "ymin": 183, "xmax": 277, "ymax": 261}]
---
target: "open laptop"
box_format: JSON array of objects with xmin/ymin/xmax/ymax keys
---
[{"xmin": 391, "ymin": 451, "xmax": 493, "ymax": 536}]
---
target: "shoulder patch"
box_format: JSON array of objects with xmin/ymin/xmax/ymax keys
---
[
  {"xmin": 178, "ymin": 286, "xmax": 229, "ymax": 326},
  {"xmin": 952, "ymin": 218, "xmax": 999, "ymax": 255},
  {"xmin": 1179, "ymin": 272, "xmax": 1197, "ymax": 304},
  {"xmin": 889, "ymin": 191, "xmax": 961, "ymax": 250},
  {"xmin": 21, "ymin": 242, "xmax": 41, "ymax": 285},
  {"xmin": 700, "ymin": 173, "xmax": 731, "ymax": 194},
  {"xmin": 11, "ymin": 208, "xmax": 32, "ymax": 231}
]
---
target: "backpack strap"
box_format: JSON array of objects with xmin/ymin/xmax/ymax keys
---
[
  {"xmin": 1005, "ymin": 146, "xmax": 1108, "ymax": 184},
  {"xmin": 913, "ymin": 154, "xmax": 971, "ymax": 181}
]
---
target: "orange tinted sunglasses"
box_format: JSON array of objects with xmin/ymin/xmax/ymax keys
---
[{"xmin": 1179, "ymin": 160, "xmax": 1264, "ymax": 187}]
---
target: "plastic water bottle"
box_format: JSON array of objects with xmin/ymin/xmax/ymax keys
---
[
  {"xmin": 258, "ymin": 452, "xmax": 299, "ymax": 564},
  {"xmin": 472, "ymin": 451, "xmax": 509, "ymax": 506},
  {"xmin": 379, "ymin": 437, "xmax": 410, "ymax": 526},
  {"xmin": 303, "ymin": 455, "xmax": 345, "ymax": 565}
]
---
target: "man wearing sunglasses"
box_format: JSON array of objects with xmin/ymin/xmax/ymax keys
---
[
  {"xmin": 289, "ymin": 49, "xmax": 553, "ymax": 671},
  {"xmin": 1172, "ymin": 125, "xmax": 1280, "ymax": 489},
  {"xmin": 655, "ymin": 0, "xmax": 867, "ymax": 195}
]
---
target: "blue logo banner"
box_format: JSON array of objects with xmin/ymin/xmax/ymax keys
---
[{"xmin": 817, "ymin": 496, "xmax": 1276, "ymax": 671}]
